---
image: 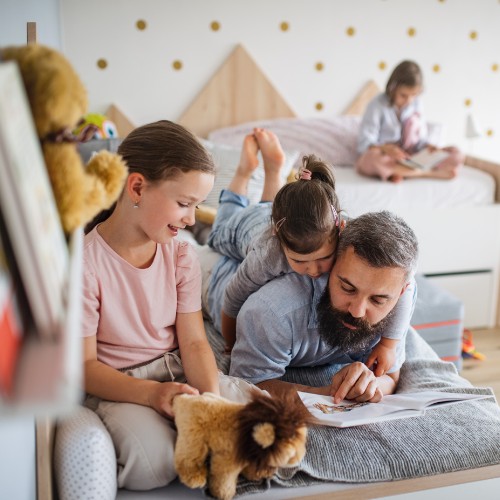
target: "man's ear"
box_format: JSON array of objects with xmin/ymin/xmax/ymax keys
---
[{"xmin": 399, "ymin": 282, "xmax": 410, "ymax": 297}]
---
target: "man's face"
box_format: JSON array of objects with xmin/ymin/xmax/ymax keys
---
[
  {"xmin": 317, "ymin": 286, "xmax": 394, "ymax": 353},
  {"xmin": 323, "ymin": 246, "xmax": 408, "ymax": 342}
]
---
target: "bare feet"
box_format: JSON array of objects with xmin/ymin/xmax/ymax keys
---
[
  {"xmin": 253, "ymin": 128, "xmax": 286, "ymax": 173},
  {"xmin": 227, "ymin": 133, "xmax": 260, "ymax": 196},
  {"xmin": 253, "ymin": 128, "xmax": 286, "ymax": 201}
]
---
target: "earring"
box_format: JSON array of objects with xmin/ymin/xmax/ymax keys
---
[{"xmin": 133, "ymin": 200, "xmax": 139, "ymax": 209}]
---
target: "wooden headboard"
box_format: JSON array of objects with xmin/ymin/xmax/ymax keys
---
[{"xmin": 177, "ymin": 44, "xmax": 380, "ymax": 137}]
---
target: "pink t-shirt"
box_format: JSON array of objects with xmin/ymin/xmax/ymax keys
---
[{"xmin": 82, "ymin": 227, "xmax": 202, "ymax": 369}]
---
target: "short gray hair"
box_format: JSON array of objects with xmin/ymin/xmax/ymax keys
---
[{"xmin": 337, "ymin": 211, "xmax": 419, "ymax": 281}]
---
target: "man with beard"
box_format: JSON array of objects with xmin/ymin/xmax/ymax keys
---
[{"xmin": 202, "ymin": 210, "xmax": 418, "ymax": 403}]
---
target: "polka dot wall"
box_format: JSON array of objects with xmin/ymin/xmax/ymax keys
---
[{"xmin": 61, "ymin": 0, "xmax": 500, "ymax": 162}]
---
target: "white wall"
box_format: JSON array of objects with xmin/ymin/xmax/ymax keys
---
[
  {"xmin": 0, "ymin": 0, "xmax": 61, "ymax": 48},
  {"xmin": 59, "ymin": 0, "xmax": 499, "ymax": 162}
]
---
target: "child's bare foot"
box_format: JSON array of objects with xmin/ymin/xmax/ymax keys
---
[
  {"xmin": 253, "ymin": 128, "xmax": 286, "ymax": 173},
  {"xmin": 429, "ymin": 167, "xmax": 458, "ymax": 180},
  {"xmin": 237, "ymin": 133, "xmax": 260, "ymax": 178},
  {"xmin": 254, "ymin": 128, "xmax": 286, "ymax": 201},
  {"xmin": 228, "ymin": 133, "xmax": 260, "ymax": 195}
]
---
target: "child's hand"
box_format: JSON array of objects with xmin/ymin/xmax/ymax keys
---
[
  {"xmin": 148, "ymin": 381, "xmax": 199, "ymax": 418},
  {"xmin": 366, "ymin": 343, "xmax": 397, "ymax": 377},
  {"xmin": 380, "ymin": 144, "xmax": 408, "ymax": 161}
]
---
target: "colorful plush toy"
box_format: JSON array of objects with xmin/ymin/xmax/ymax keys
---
[
  {"xmin": 173, "ymin": 390, "xmax": 310, "ymax": 500},
  {"xmin": 74, "ymin": 112, "xmax": 119, "ymax": 140},
  {"xmin": 1, "ymin": 44, "xmax": 127, "ymax": 235}
]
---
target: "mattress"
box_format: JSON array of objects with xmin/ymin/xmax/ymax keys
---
[{"xmin": 334, "ymin": 165, "xmax": 495, "ymax": 218}]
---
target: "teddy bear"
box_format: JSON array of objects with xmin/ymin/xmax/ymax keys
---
[
  {"xmin": 173, "ymin": 390, "xmax": 310, "ymax": 500},
  {"xmin": 1, "ymin": 44, "xmax": 127, "ymax": 235}
]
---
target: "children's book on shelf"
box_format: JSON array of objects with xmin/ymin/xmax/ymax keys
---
[
  {"xmin": 0, "ymin": 241, "xmax": 23, "ymax": 398},
  {"xmin": 0, "ymin": 61, "xmax": 69, "ymax": 339},
  {"xmin": 298, "ymin": 390, "xmax": 493, "ymax": 428},
  {"xmin": 398, "ymin": 148, "xmax": 450, "ymax": 171}
]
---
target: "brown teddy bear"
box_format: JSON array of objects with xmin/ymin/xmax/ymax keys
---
[
  {"xmin": 1, "ymin": 44, "xmax": 127, "ymax": 235},
  {"xmin": 173, "ymin": 390, "xmax": 310, "ymax": 500}
]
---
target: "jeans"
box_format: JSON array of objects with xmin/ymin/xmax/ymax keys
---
[{"xmin": 207, "ymin": 189, "xmax": 272, "ymax": 262}]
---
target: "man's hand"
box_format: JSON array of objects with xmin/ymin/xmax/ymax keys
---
[{"xmin": 329, "ymin": 362, "xmax": 384, "ymax": 404}]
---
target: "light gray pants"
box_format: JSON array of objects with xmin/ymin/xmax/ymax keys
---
[{"xmin": 85, "ymin": 351, "xmax": 260, "ymax": 491}]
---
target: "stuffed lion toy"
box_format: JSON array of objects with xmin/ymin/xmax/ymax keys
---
[
  {"xmin": 1, "ymin": 44, "xmax": 127, "ymax": 235},
  {"xmin": 173, "ymin": 390, "xmax": 310, "ymax": 500}
]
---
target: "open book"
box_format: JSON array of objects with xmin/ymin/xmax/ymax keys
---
[
  {"xmin": 298, "ymin": 390, "xmax": 492, "ymax": 428},
  {"xmin": 399, "ymin": 148, "xmax": 450, "ymax": 171}
]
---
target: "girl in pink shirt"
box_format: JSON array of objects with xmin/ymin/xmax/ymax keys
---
[{"xmin": 82, "ymin": 120, "xmax": 257, "ymax": 491}]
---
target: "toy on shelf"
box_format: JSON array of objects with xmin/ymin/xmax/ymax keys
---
[
  {"xmin": 74, "ymin": 112, "xmax": 119, "ymax": 140},
  {"xmin": 1, "ymin": 44, "xmax": 127, "ymax": 235}
]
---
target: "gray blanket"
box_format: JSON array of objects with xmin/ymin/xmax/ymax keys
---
[{"xmin": 204, "ymin": 322, "xmax": 500, "ymax": 495}]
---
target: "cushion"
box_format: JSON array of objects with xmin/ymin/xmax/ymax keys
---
[
  {"xmin": 54, "ymin": 405, "xmax": 117, "ymax": 500},
  {"xmin": 208, "ymin": 116, "xmax": 361, "ymax": 170},
  {"xmin": 411, "ymin": 275, "xmax": 464, "ymax": 369},
  {"xmin": 200, "ymin": 138, "xmax": 299, "ymax": 209}
]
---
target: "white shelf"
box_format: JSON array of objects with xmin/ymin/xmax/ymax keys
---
[{"xmin": 0, "ymin": 229, "xmax": 83, "ymax": 419}]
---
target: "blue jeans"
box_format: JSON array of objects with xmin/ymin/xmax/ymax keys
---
[{"xmin": 207, "ymin": 189, "xmax": 272, "ymax": 262}]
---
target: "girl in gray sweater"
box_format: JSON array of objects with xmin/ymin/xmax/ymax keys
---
[{"xmin": 208, "ymin": 128, "xmax": 415, "ymax": 376}]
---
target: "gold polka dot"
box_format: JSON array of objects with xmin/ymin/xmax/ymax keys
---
[
  {"xmin": 136, "ymin": 19, "xmax": 147, "ymax": 30},
  {"xmin": 315, "ymin": 62, "xmax": 324, "ymax": 71},
  {"xmin": 470, "ymin": 30, "xmax": 478, "ymax": 40},
  {"xmin": 378, "ymin": 61, "xmax": 387, "ymax": 70},
  {"xmin": 464, "ymin": 98, "xmax": 472, "ymax": 107},
  {"xmin": 492, "ymin": 63, "xmax": 498, "ymax": 72},
  {"xmin": 432, "ymin": 64, "xmax": 440, "ymax": 73},
  {"xmin": 97, "ymin": 58, "xmax": 107, "ymax": 69},
  {"xmin": 346, "ymin": 26, "xmax": 355, "ymax": 36},
  {"xmin": 172, "ymin": 60, "xmax": 183, "ymax": 71},
  {"xmin": 486, "ymin": 129, "xmax": 494, "ymax": 137},
  {"xmin": 315, "ymin": 102, "xmax": 324, "ymax": 111},
  {"xmin": 210, "ymin": 21, "xmax": 220, "ymax": 31},
  {"xmin": 280, "ymin": 21, "xmax": 289, "ymax": 32},
  {"xmin": 407, "ymin": 27, "xmax": 416, "ymax": 37}
]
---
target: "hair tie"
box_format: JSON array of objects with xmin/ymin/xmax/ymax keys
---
[
  {"xmin": 299, "ymin": 169, "xmax": 312, "ymax": 181},
  {"xmin": 331, "ymin": 205, "xmax": 340, "ymax": 227}
]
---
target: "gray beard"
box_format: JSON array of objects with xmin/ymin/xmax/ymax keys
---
[{"xmin": 316, "ymin": 287, "xmax": 395, "ymax": 354}]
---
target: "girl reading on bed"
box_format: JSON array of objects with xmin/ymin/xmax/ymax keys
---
[
  {"xmin": 356, "ymin": 60, "xmax": 464, "ymax": 183},
  {"xmin": 81, "ymin": 120, "xmax": 259, "ymax": 491},
  {"xmin": 208, "ymin": 128, "xmax": 416, "ymax": 377}
]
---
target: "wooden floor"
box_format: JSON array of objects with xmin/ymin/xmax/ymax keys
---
[{"xmin": 460, "ymin": 327, "xmax": 500, "ymax": 401}]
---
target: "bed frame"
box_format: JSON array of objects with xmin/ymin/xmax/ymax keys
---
[{"xmin": 179, "ymin": 44, "xmax": 500, "ymax": 330}]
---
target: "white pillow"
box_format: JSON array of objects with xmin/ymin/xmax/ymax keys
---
[
  {"xmin": 207, "ymin": 116, "xmax": 362, "ymax": 169},
  {"xmin": 200, "ymin": 138, "xmax": 299, "ymax": 209}
]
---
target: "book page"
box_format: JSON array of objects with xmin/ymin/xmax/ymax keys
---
[
  {"xmin": 400, "ymin": 149, "xmax": 450, "ymax": 171},
  {"xmin": 298, "ymin": 392, "xmax": 423, "ymax": 428}
]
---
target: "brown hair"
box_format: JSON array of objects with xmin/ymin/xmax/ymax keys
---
[
  {"xmin": 385, "ymin": 60, "xmax": 423, "ymax": 104},
  {"xmin": 85, "ymin": 120, "xmax": 215, "ymax": 233},
  {"xmin": 271, "ymin": 155, "xmax": 341, "ymax": 254}
]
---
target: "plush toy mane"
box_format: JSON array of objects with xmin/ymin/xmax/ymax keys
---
[{"xmin": 235, "ymin": 391, "xmax": 310, "ymax": 470}]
